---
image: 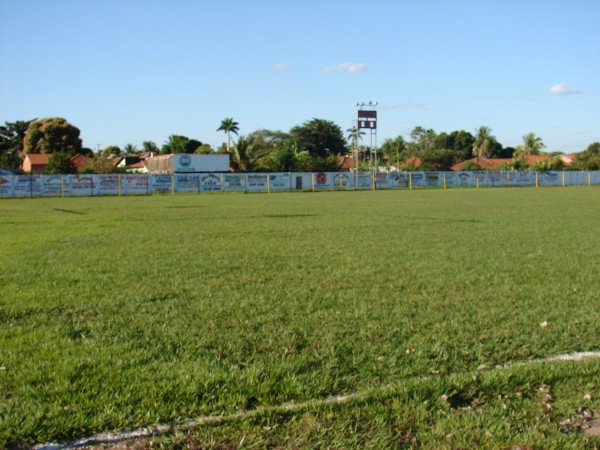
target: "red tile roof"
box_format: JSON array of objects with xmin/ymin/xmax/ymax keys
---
[{"xmin": 451, "ymin": 155, "xmax": 553, "ymax": 171}]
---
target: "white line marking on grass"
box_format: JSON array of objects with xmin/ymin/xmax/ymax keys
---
[{"xmin": 33, "ymin": 351, "xmax": 600, "ymax": 450}]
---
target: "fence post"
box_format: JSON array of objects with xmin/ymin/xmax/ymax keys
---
[
  {"xmin": 476, "ymin": 174, "xmax": 479, "ymax": 190},
  {"xmin": 61, "ymin": 175, "xmax": 65, "ymax": 198},
  {"xmin": 562, "ymin": 172, "xmax": 565, "ymax": 187},
  {"xmin": 311, "ymin": 173, "xmax": 315, "ymax": 192},
  {"xmin": 171, "ymin": 174, "xmax": 175, "ymax": 195},
  {"xmin": 535, "ymin": 172, "xmax": 539, "ymax": 188},
  {"xmin": 443, "ymin": 173, "xmax": 447, "ymax": 190},
  {"xmin": 221, "ymin": 174, "xmax": 224, "ymax": 192},
  {"xmin": 372, "ymin": 171, "xmax": 375, "ymax": 191},
  {"xmin": 409, "ymin": 173, "xmax": 412, "ymax": 191},
  {"xmin": 118, "ymin": 176, "xmax": 122, "ymax": 196},
  {"xmin": 267, "ymin": 174, "xmax": 270, "ymax": 194},
  {"xmin": 339, "ymin": 173, "xmax": 343, "ymax": 191},
  {"xmin": 588, "ymin": 172, "xmax": 591, "ymax": 187}
]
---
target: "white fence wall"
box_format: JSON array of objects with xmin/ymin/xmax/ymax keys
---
[{"xmin": 1, "ymin": 171, "xmax": 599, "ymax": 198}]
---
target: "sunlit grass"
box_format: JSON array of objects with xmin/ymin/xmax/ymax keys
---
[{"xmin": 1, "ymin": 187, "xmax": 599, "ymax": 447}]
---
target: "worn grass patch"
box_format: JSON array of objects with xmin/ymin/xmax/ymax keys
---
[{"xmin": 1, "ymin": 187, "xmax": 599, "ymax": 448}]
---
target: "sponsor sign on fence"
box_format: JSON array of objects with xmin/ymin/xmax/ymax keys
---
[{"xmin": 0, "ymin": 171, "xmax": 598, "ymax": 198}]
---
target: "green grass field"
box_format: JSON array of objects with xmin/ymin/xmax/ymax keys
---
[{"xmin": 1, "ymin": 187, "xmax": 600, "ymax": 448}]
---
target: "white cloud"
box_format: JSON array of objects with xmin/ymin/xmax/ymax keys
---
[
  {"xmin": 548, "ymin": 83, "xmax": 581, "ymax": 95},
  {"xmin": 323, "ymin": 62, "xmax": 365, "ymax": 74},
  {"xmin": 274, "ymin": 63, "xmax": 292, "ymax": 73}
]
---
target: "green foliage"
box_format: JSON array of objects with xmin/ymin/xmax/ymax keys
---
[
  {"xmin": 460, "ymin": 160, "xmax": 486, "ymax": 171},
  {"xmin": 379, "ymin": 136, "xmax": 407, "ymax": 165},
  {"xmin": 420, "ymin": 148, "xmax": 455, "ymax": 170},
  {"xmin": 473, "ymin": 126, "xmax": 496, "ymax": 159},
  {"xmin": 229, "ymin": 136, "xmax": 270, "ymax": 171},
  {"xmin": 44, "ymin": 151, "xmax": 78, "ymax": 174},
  {"xmin": 409, "ymin": 126, "xmax": 437, "ymax": 153},
  {"xmin": 0, "ymin": 151, "xmax": 21, "ymax": 170},
  {"xmin": 142, "ymin": 140, "xmax": 160, "ymax": 154},
  {"xmin": 530, "ymin": 158, "xmax": 565, "ymax": 172},
  {"xmin": 500, "ymin": 159, "xmax": 528, "ymax": 171},
  {"xmin": 101, "ymin": 145, "xmax": 121, "ymax": 158},
  {"xmin": 23, "ymin": 117, "xmax": 82, "ymax": 155},
  {"xmin": 515, "ymin": 132, "xmax": 545, "ymax": 157},
  {"xmin": 161, "ymin": 135, "xmax": 204, "ymax": 154},
  {"xmin": 0, "ymin": 119, "xmax": 34, "ymax": 169},
  {"xmin": 122, "ymin": 143, "xmax": 139, "ymax": 155},
  {"xmin": 194, "ymin": 144, "xmax": 214, "ymax": 154},
  {"xmin": 290, "ymin": 118, "xmax": 346, "ymax": 158},
  {"xmin": 268, "ymin": 141, "xmax": 302, "ymax": 172},
  {"xmin": 572, "ymin": 142, "xmax": 600, "ymax": 170},
  {"xmin": 217, "ymin": 117, "xmax": 240, "ymax": 152}
]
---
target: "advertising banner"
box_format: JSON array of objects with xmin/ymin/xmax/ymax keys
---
[
  {"xmin": 0, "ymin": 175, "xmax": 13, "ymax": 197},
  {"xmin": 200, "ymin": 173, "xmax": 222, "ymax": 191},
  {"xmin": 99, "ymin": 175, "xmax": 121, "ymax": 195},
  {"xmin": 1, "ymin": 170, "xmax": 598, "ymax": 197},
  {"xmin": 41, "ymin": 175, "xmax": 67, "ymax": 196},
  {"xmin": 13, "ymin": 175, "xmax": 42, "ymax": 197},
  {"xmin": 441, "ymin": 172, "xmax": 457, "ymax": 187},
  {"xmin": 122, "ymin": 175, "xmax": 149, "ymax": 194},
  {"xmin": 424, "ymin": 172, "xmax": 441, "ymax": 187},
  {"xmin": 457, "ymin": 172, "xmax": 473, "ymax": 187},
  {"xmin": 356, "ymin": 172, "xmax": 372, "ymax": 188},
  {"xmin": 175, "ymin": 174, "xmax": 201, "ymax": 192},
  {"xmin": 173, "ymin": 154, "xmax": 230, "ymax": 173},
  {"xmin": 246, "ymin": 174, "xmax": 268, "ymax": 191},
  {"xmin": 268, "ymin": 173, "xmax": 292, "ymax": 191},
  {"xmin": 223, "ymin": 174, "xmax": 245, "ymax": 191},
  {"xmin": 71, "ymin": 175, "xmax": 99, "ymax": 196},
  {"xmin": 314, "ymin": 172, "xmax": 334, "ymax": 189},
  {"xmin": 333, "ymin": 172, "xmax": 354, "ymax": 189},
  {"xmin": 150, "ymin": 174, "xmax": 173, "ymax": 193},
  {"xmin": 387, "ymin": 172, "xmax": 408, "ymax": 188},
  {"xmin": 409, "ymin": 172, "xmax": 427, "ymax": 187}
]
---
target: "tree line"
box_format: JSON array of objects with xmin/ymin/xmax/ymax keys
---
[{"xmin": 1, "ymin": 117, "xmax": 599, "ymax": 174}]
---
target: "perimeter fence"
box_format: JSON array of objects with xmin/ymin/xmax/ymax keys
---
[{"xmin": 0, "ymin": 171, "xmax": 599, "ymax": 198}]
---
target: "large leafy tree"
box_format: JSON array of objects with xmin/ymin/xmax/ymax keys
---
[
  {"xmin": 23, "ymin": 117, "xmax": 82, "ymax": 155},
  {"xmin": 0, "ymin": 119, "xmax": 34, "ymax": 169},
  {"xmin": 472, "ymin": 126, "xmax": 496, "ymax": 159},
  {"xmin": 420, "ymin": 148, "xmax": 456, "ymax": 171},
  {"xmin": 217, "ymin": 118, "xmax": 240, "ymax": 154},
  {"xmin": 161, "ymin": 135, "xmax": 203, "ymax": 154},
  {"xmin": 379, "ymin": 136, "xmax": 407, "ymax": 165},
  {"xmin": 290, "ymin": 118, "xmax": 346, "ymax": 158},
  {"xmin": 44, "ymin": 152, "xmax": 78, "ymax": 174}
]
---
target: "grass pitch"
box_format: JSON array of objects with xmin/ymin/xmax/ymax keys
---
[{"xmin": 1, "ymin": 187, "xmax": 600, "ymax": 448}]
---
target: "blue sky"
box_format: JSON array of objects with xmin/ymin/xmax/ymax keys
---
[{"xmin": 1, "ymin": 0, "xmax": 598, "ymax": 153}]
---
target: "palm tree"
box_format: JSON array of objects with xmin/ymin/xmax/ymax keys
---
[
  {"xmin": 473, "ymin": 126, "xmax": 495, "ymax": 159},
  {"xmin": 230, "ymin": 136, "xmax": 269, "ymax": 172},
  {"xmin": 123, "ymin": 143, "xmax": 139, "ymax": 155},
  {"xmin": 515, "ymin": 132, "xmax": 545, "ymax": 159},
  {"xmin": 217, "ymin": 118, "xmax": 239, "ymax": 153},
  {"xmin": 346, "ymin": 126, "xmax": 365, "ymax": 149}
]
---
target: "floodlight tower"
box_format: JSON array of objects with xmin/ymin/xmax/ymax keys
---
[{"xmin": 356, "ymin": 101, "xmax": 378, "ymax": 172}]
